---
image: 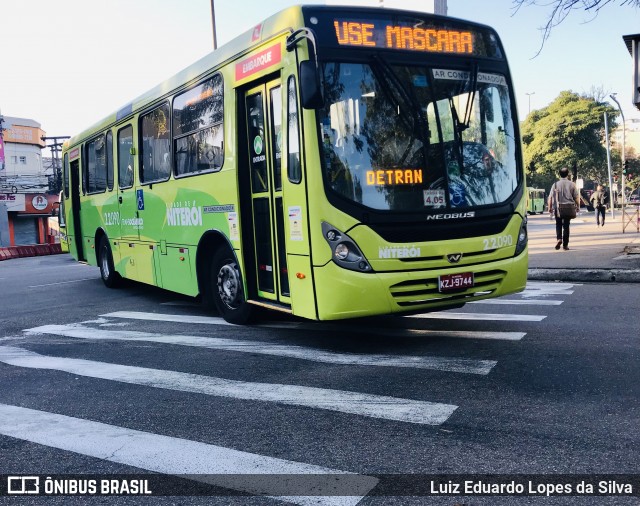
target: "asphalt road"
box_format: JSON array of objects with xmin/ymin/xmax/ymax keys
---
[{"xmin": 0, "ymin": 254, "xmax": 639, "ymax": 505}]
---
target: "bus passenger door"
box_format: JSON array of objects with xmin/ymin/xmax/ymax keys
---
[
  {"xmin": 244, "ymin": 81, "xmax": 290, "ymax": 305},
  {"xmin": 69, "ymin": 159, "xmax": 85, "ymax": 261}
]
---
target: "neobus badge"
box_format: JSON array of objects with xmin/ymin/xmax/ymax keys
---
[{"xmin": 235, "ymin": 43, "xmax": 282, "ymax": 81}]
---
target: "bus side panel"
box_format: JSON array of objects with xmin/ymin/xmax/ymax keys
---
[{"xmin": 81, "ymin": 191, "xmax": 120, "ymax": 267}]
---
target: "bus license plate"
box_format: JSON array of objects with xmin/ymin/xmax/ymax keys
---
[{"xmin": 438, "ymin": 272, "xmax": 474, "ymax": 292}]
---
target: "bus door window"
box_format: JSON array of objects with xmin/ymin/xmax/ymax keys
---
[
  {"xmin": 269, "ymin": 84, "xmax": 289, "ymax": 296},
  {"xmin": 287, "ymin": 76, "xmax": 302, "ymax": 184},
  {"xmin": 246, "ymin": 90, "xmax": 274, "ymax": 294},
  {"xmin": 245, "ymin": 80, "xmax": 290, "ymax": 300}
]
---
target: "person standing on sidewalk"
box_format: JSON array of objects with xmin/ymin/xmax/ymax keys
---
[
  {"xmin": 547, "ymin": 167, "xmax": 580, "ymax": 250},
  {"xmin": 589, "ymin": 185, "xmax": 607, "ymax": 226}
]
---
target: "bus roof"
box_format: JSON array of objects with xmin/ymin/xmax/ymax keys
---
[
  {"xmin": 66, "ymin": 5, "xmax": 306, "ymax": 147},
  {"xmin": 66, "ymin": 4, "xmax": 501, "ymax": 148}
]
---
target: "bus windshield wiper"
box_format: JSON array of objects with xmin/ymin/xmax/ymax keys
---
[
  {"xmin": 371, "ymin": 56, "xmax": 430, "ymax": 163},
  {"xmin": 461, "ymin": 63, "xmax": 478, "ymax": 131},
  {"xmin": 447, "ymin": 63, "xmax": 479, "ymax": 175}
]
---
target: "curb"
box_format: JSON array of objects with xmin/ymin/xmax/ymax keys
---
[
  {"xmin": 0, "ymin": 245, "xmax": 64, "ymax": 261},
  {"xmin": 528, "ymin": 268, "xmax": 640, "ymax": 283}
]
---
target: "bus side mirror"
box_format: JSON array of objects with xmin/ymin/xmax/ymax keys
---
[{"xmin": 299, "ymin": 60, "xmax": 323, "ymax": 109}]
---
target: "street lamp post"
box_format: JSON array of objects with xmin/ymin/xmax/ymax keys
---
[
  {"xmin": 609, "ymin": 93, "xmax": 626, "ymax": 209},
  {"xmin": 525, "ymin": 92, "xmax": 535, "ymax": 116},
  {"xmin": 210, "ymin": 0, "xmax": 217, "ymax": 50}
]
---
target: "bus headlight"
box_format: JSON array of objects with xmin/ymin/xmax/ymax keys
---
[
  {"xmin": 514, "ymin": 217, "xmax": 528, "ymax": 257},
  {"xmin": 321, "ymin": 222, "xmax": 372, "ymax": 272},
  {"xmin": 335, "ymin": 243, "xmax": 349, "ymax": 260}
]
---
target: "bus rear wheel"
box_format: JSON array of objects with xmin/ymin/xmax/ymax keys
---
[
  {"xmin": 98, "ymin": 236, "xmax": 120, "ymax": 288},
  {"xmin": 211, "ymin": 248, "xmax": 253, "ymax": 324}
]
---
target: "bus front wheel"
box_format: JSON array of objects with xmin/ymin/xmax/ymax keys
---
[
  {"xmin": 211, "ymin": 248, "xmax": 253, "ymax": 324},
  {"xmin": 98, "ymin": 236, "xmax": 120, "ymax": 288}
]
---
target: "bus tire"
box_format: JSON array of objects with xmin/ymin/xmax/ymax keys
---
[
  {"xmin": 98, "ymin": 236, "xmax": 120, "ymax": 288},
  {"xmin": 211, "ymin": 248, "xmax": 253, "ymax": 324}
]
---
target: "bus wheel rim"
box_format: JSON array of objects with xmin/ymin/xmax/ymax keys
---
[{"xmin": 217, "ymin": 263, "xmax": 241, "ymax": 309}]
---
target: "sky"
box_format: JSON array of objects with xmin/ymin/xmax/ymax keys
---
[{"xmin": 1, "ymin": 0, "xmax": 639, "ymax": 143}]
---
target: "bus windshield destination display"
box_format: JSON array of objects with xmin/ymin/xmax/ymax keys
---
[
  {"xmin": 334, "ymin": 20, "xmax": 473, "ymax": 54},
  {"xmin": 366, "ymin": 168, "xmax": 423, "ymax": 186}
]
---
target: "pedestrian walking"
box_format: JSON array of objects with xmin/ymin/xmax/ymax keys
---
[
  {"xmin": 547, "ymin": 167, "xmax": 580, "ymax": 250},
  {"xmin": 589, "ymin": 185, "xmax": 607, "ymax": 226}
]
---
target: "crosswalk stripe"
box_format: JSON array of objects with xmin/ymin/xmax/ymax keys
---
[
  {"xmin": 469, "ymin": 299, "xmax": 563, "ymax": 306},
  {"xmin": 103, "ymin": 311, "xmax": 237, "ymax": 326},
  {"xmin": 25, "ymin": 324, "xmax": 497, "ymax": 375},
  {"xmin": 406, "ymin": 312, "xmax": 546, "ymax": 322},
  {"xmin": 101, "ymin": 311, "xmax": 524, "ymax": 342},
  {"xmin": 525, "ymin": 282, "xmax": 580, "ymax": 289},
  {"xmin": 0, "ymin": 403, "xmax": 377, "ymax": 505},
  {"xmin": 520, "ymin": 289, "xmax": 574, "ymax": 298},
  {"xmin": 0, "ymin": 346, "xmax": 457, "ymax": 425}
]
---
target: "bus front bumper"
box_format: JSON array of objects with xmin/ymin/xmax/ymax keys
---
[{"xmin": 312, "ymin": 250, "xmax": 528, "ymax": 321}]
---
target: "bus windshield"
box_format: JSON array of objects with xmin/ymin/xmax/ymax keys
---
[{"xmin": 318, "ymin": 62, "xmax": 518, "ymax": 212}]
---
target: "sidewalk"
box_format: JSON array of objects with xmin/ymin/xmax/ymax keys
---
[{"xmin": 527, "ymin": 208, "xmax": 640, "ymax": 282}]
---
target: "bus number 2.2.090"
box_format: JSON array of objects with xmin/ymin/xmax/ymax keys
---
[
  {"xmin": 482, "ymin": 235, "xmax": 513, "ymax": 250},
  {"xmin": 104, "ymin": 212, "xmax": 121, "ymax": 226}
]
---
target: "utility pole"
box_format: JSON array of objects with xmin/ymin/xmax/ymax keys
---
[
  {"xmin": 0, "ymin": 112, "xmax": 6, "ymax": 177},
  {"xmin": 210, "ymin": 0, "xmax": 217, "ymax": 50},
  {"xmin": 525, "ymin": 92, "xmax": 535, "ymax": 116},
  {"xmin": 604, "ymin": 113, "xmax": 615, "ymax": 221},
  {"xmin": 41, "ymin": 136, "xmax": 70, "ymax": 194},
  {"xmin": 610, "ymin": 93, "xmax": 626, "ymax": 209}
]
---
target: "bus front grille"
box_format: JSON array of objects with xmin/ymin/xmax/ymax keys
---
[{"xmin": 389, "ymin": 270, "xmax": 507, "ymax": 307}]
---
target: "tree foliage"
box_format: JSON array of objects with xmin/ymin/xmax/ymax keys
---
[
  {"xmin": 513, "ymin": 0, "xmax": 640, "ymax": 54},
  {"xmin": 521, "ymin": 91, "xmax": 619, "ymax": 189}
]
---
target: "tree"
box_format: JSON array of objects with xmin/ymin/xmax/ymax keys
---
[
  {"xmin": 521, "ymin": 91, "xmax": 619, "ymax": 190},
  {"xmin": 513, "ymin": 0, "xmax": 640, "ymax": 54}
]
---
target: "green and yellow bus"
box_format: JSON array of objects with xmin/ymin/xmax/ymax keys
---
[
  {"xmin": 62, "ymin": 5, "xmax": 528, "ymax": 324},
  {"xmin": 526, "ymin": 188, "xmax": 545, "ymax": 214}
]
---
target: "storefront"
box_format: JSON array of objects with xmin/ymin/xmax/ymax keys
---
[{"xmin": 0, "ymin": 193, "xmax": 59, "ymax": 246}]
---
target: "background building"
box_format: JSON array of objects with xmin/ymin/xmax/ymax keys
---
[{"xmin": 0, "ymin": 115, "xmax": 58, "ymax": 247}]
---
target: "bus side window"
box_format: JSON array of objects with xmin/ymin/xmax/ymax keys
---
[
  {"xmin": 106, "ymin": 131, "xmax": 114, "ymax": 191},
  {"xmin": 118, "ymin": 126, "xmax": 134, "ymax": 189},
  {"xmin": 173, "ymin": 73, "xmax": 224, "ymax": 177},
  {"xmin": 140, "ymin": 104, "xmax": 171, "ymax": 183},
  {"xmin": 85, "ymin": 134, "xmax": 108, "ymax": 194},
  {"xmin": 287, "ymin": 76, "xmax": 302, "ymax": 183}
]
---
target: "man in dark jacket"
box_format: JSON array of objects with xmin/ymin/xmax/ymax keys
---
[
  {"xmin": 590, "ymin": 185, "xmax": 607, "ymax": 226},
  {"xmin": 547, "ymin": 167, "xmax": 580, "ymax": 250}
]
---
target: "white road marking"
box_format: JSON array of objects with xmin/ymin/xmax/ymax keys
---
[
  {"xmin": 519, "ymin": 282, "xmax": 578, "ymax": 298},
  {"xmin": 470, "ymin": 299, "xmax": 563, "ymax": 306},
  {"xmin": 104, "ymin": 311, "xmax": 237, "ymax": 325},
  {"xmin": 407, "ymin": 312, "xmax": 546, "ymax": 322},
  {"xmin": 28, "ymin": 278, "xmax": 97, "ymax": 288},
  {"xmin": 525, "ymin": 282, "xmax": 580, "ymax": 289},
  {"xmin": 0, "ymin": 347, "xmax": 456, "ymax": 425},
  {"xmin": 0, "ymin": 403, "xmax": 377, "ymax": 505},
  {"xmin": 0, "ymin": 336, "xmax": 24, "ymax": 342},
  {"xmin": 520, "ymin": 289, "xmax": 574, "ymax": 298},
  {"xmin": 101, "ymin": 311, "xmax": 524, "ymax": 341},
  {"xmin": 24, "ymin": 324, "xmax": 497, "ymax": 375}
]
